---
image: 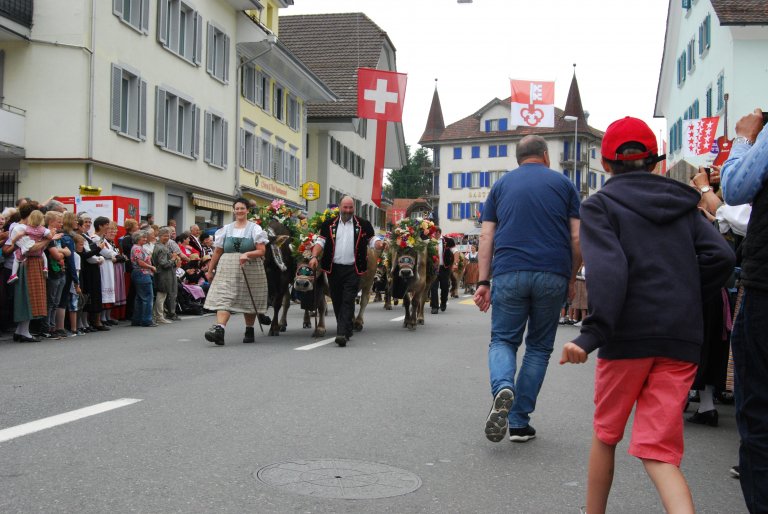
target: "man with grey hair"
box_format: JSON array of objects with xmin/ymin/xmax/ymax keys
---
[
  {"xmin": 308, "ymin": 196, "xmax": 376, "ymax": 347},
  {"xmin": 474, "ymin": 134, "xmax": 581, "ymax": 443},
  {"xmin": 189, "ymin": 224, "xmax": 203, "ymax": 255}
]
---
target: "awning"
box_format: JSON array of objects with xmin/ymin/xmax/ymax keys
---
[{"xmin": 191, "ymin": 193, "xmax": 232, "ymax": 212}]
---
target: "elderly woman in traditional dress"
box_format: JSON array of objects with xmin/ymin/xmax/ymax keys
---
[{"xmin": 203, "ymin": 197, "xmax": 268, "ymax": 345}]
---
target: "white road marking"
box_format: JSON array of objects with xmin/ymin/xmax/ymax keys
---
[
  {"xmin": 390, "ymin": 315, "xmax": 405, "ymax": 322},
  {"xmin": 295, "ymin": 337, "xmax": 336, "ymax": 351},
  {"xmin": 0, "ymin": 398, "xmax": 142, "ymax": 444}
]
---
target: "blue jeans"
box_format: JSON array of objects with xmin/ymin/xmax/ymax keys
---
[
  {"xmin": 732, "ymin": 287, "xmax": 768, "ymax": 513},
  {"xmin": 131, "ymin": 271, "xmax": 154, "ymax": 326},
  {"xmin": 489, "ymin": 271, "xmax": 567, "ymax": 428}
]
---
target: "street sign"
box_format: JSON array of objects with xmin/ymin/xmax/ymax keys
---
[{"xmin": 301, "ymin": 181, "xmax": 320, "ymax": 201}]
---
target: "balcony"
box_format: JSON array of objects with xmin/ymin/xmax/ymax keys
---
[
  {"xmin": 0, "ymin": 103, "xmax": 25, "ymax": 158},
  {"xmin": 559, "ymin": 150, "xmax": 590, "ymax": 165},
  {"xmin": 0, "ymin": 0, "xmax": 33, "ymax": 40}
]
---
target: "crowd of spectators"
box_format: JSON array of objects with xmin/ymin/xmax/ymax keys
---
[{"xmin": 0, "ymin": 197, "xmax": 214, "ymax": 341}]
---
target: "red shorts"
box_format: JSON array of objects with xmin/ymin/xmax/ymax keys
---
[{"xmin": 593, "ymin": 357, "xmax": 697, "ymax": 466}]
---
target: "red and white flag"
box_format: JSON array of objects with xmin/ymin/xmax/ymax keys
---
[
  {"xmin": 357, "ymin": 67, "xmax": 408, "ymax": 207},
  {"xmin": 684, "ymin": 117, "xmax": 720, "ymax": 157},
  {"xmin": 357, "ymin": 68, "xmax": 407, "ymax": 122},
  {"xmin": 510, "ymin": 79, "xmax": 555, "ymax": 128}
]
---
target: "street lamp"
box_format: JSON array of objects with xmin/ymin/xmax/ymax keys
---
[{"xmin": 564, "ymin": 115, "xmax": 584, "ymax": 197}]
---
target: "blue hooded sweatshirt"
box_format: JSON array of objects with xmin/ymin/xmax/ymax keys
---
[{"xmin": 573, "ymin": 171, "xmax": 735, "ymax": 363}]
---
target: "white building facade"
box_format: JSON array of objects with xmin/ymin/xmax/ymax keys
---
[
  {"xmin": 0, "ymin": 0, "xmax": 266, "ymax": 228},
  {"xmin": 655, "ymin": 0, "xmax": 768, "ymax": 182},
  {"xmin": 420, "ymin": 88, "xmax": 605, "ymax": 235}
]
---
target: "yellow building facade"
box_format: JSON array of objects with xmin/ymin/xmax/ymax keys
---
[{"xmin": 237, "ymin": 2, "xmax": 335, "ymax": 210}]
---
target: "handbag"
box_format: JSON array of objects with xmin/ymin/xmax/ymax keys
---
[{"xmin": 77, "ymin": 292, "xmax": 90, "ymax": 311}]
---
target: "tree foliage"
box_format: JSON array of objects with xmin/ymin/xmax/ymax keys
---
[{"xmin": 385, "ymin": 145, "xmax": 433, "ymax": 199}]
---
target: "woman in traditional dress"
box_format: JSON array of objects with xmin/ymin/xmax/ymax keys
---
[
  {"xmin": 203, "ymin": 198, "xmax": 268, "ymax": 345},
  {"xmin": 11, "ymin": 205, "xmax": 52, "ymax": 342},
  {"xmin": 76, "ymin": 214, "xmax": 108, "ymax": 331},
  {"xmin": 92, "ymin": 216, "xmax": 118, "ymax": 326},
  {"xmin": 108, "ymin": 222, "xmax": 127, "ymax": 322}
]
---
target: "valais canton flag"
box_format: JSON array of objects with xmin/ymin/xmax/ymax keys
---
[
  {"xmin": 684, "ymin": 117, "xmax": 720, "ymax": 157},
  {"xmin": 510, "ymin": 79, "xmax": 555, "ymax": 128}
]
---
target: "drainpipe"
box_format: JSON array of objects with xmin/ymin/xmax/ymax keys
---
[
  {"xmin": 235, "ymin": 34, "xmax": 276, "ymax": 197},
  {"xmin": 86, "ymin": 0, "xmax": 96, "ymax": 186}
]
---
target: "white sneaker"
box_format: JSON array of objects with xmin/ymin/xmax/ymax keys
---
[
  {"xmin": 156, "ymin": 318, "xmax": 172, "ymax": 324},
  {"xmin": 573, "ymin": 321, "xmax": 582, "ymax": 327}
]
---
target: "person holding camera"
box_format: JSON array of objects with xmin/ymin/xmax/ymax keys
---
[{"xmin": 721, "ymin": 108, "xmax": 768, "ymax": 513}]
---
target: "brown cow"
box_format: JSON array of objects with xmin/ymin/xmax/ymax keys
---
[
  {"xmin": 390, "ymin": 245, "xmax": 430, "ymax": 330},
  {"xmin": 353, "ymin": 245, "xmax": 388, "ymax": 331},
  {"xmin": 450, "ymin": 250, "xmax": 466, "ymax": 298}
]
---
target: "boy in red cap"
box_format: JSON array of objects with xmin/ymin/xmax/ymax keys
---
[{"xmin": 560, "ymin": 117, "xmax": 735, "ymax": 513}]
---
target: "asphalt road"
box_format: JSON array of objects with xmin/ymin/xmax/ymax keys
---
[{"xmin": 0, "ymin": 295, "xmax": 745, "ymax": 513}]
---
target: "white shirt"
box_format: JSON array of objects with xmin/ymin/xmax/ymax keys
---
[{"xmin": 333, "ymin": 218, "xmax": 356, "ymax": 264}]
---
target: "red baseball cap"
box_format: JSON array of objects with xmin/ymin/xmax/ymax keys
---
[{"xmin": 601, "ymin": 117, "xmax": 658, "ymax": 161}]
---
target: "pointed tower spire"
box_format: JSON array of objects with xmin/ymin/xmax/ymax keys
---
[
  {"xmin": 563, "ymin": 64, "xmax": 586, "ymax": 123},
  {"xmin": 419, "ymin": 79, "xmax": 445, "ymax": 143}
]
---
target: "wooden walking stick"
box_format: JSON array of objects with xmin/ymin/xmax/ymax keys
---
[{"xmin": 241, "ymin": 265, "xmax": 265, "ymax": 334}]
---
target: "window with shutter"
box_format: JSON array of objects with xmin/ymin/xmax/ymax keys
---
[
  {"xmin": 499, "ymin": 118, "xmax": 508, "ymax": 131},
  {"xmin": 499, "ymin": 145, "xmax": 507, "ymax": 157},
  {"xmin": 489, "ymin": 145, "xmax": 497, "ymax": 158},
  {"xmin": 156, "ymin": 87, "xmax": 196, "ymax": 158},
  {"xmin": 471, "ymin": 146, "xmax": 480, "ymax": 159},
  {"xmin": 207, "ymin": 23, "xmax": 230, "ymax": 83},
  {"xmin": 115, "ymin": 0, "xmax": 147, "ymax": 34},
  {"xmin": 453, "ymin": 147, "xmax": 462, "ymax": 160},
  {"xmin": 111, "ymin": 63, "xmax": 145, "ymax": 142},
  {"xmin": 159, "ymin": 1, "xmax": 200, "ymax": 65}
]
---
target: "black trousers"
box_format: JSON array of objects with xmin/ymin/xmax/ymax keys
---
[
  {"xmin": 430, "ymin": 265, "xmax": 451, "ymax": 308},
  {"xmin": 328, "ymin": 264, "xmax": 360, "ymax": 337}
]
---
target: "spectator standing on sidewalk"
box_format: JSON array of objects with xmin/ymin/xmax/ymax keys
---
[
  {"xmin": 560, "ymin": 117, "xmax": 734, "ymax": 514},
  {"xmin": 151, "ymin": 227, "xmax": 175, "ymax": 325},
  {"xmin": 474, "ymin": 134, "xmax": 581, "ymax": 443},
  {"xmin": 721, "ymin": 108, "xmax": 768, "ymax": 513}
]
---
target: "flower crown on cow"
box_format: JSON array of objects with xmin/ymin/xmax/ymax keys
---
[
  {"xmin": 295, "ymin": 231, "xmax": 321, "ymax": 259},
  {"xmin": 390, "ymin": 218, "xmax": 438, "ymax": 250}
]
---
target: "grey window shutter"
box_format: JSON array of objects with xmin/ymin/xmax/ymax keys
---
[
  {"xmin": 157, "ymin": 0, "xmax": 168, "ymax": 45},
  {"xmin": 222, "ymin": 120, "xmax": 228, "ymax": 168},
  {"xmin": 253, "ymin": 134, "xmax": 260, "ymax": 171},
  {"xmin": 223, "ymin": 35, "xmax": 230, "ymax": 83},
  {"xmin": 194, "ymin": 13, "xmax": 203, "ymax": 65},
  {"xmin": 155, "ymin": 86, "xmax": 166, "ymax": 147},
  {"xmin": 206, "ymin": 24, "xmax": 214, "ymax": 75},
  {"xmin": 110, "ymin": 64, "xmax": 122, "ymax": 131},
  {"xmin": 113, "ymin": 0, "xmax": 123, "ymax": 17},
  {"xmin": 204, "ymin": 112, "xmax": 212, "ymax": 163},
  {"xmin": 263, "ymin": 76, "xmax": 270, "ymax": 113},
  {"xmin": 192, "ymin": 106, "xmax": 200, "ymax": 159},
  {"xmin": 141, "ymin": 0, "xmax": 150, "ymax": 33},
  {"xmin": 239, "ymin": 128, "xmax": 245, "ymax": 168},
  {"xmin": 139, "ymin": 78, "xmax": 147, "ymax": 140},
  {"xmin": 272, "ymin": 146, "xmax": 278, "ymax": 180}
]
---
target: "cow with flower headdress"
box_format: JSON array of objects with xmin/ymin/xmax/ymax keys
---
[
  {"xmin": 249, "ymin": 199, "xmax": 298, "ymax": 336},
  {"xmin": 389, "ymin": 218, "xmax": 438, "ymax": 330}
]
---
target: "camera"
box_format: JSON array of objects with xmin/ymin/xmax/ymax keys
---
[
  {"xmin": 763, "ymin": 111, "xmax": 768, "ymax": 125},
  {"xmin": 704, "ymin": 167, "xmax": 720, "ymax": 193}
]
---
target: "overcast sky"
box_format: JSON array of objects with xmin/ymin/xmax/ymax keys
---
[{"xmin": 285, "ymin": 0, "xmax": 670, "ymax": 151}]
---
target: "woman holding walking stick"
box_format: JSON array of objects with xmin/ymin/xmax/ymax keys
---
[{"xmin": 203, "ymin": 198, "xmax": 268, "ymax": 345}]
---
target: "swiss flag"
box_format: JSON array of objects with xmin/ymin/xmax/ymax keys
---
[
  {"xmin": 510, "ymin": 79, "xmax": 555, "ymax": 128},
  {"xmin": 357, "ymin": 68, "xmax": 407, "ymax": 122},
  {"xmin": 683, "ymin": 117, "xmax": 720, "ymax": 157}
]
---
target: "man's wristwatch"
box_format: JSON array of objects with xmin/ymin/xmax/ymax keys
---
[
  {"xmin": 733, "ymin": 136, "xmax": 754, "ymax": 147},
  {"xmin": 699, "ymin": 185, "xmax": 712, "ymax": 194},
  {"xmin": 477, "ymin": 280, "xmax": 491, "ymax": 287}
]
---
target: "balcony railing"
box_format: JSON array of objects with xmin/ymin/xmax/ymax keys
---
[
  {"xmin": 0, "ymin": 103, "xmax": 26, "ymax": 155},
  {"xmin": 0, "ymin": 0, "xmax": 33, "ymax": 28},
  {"xmin": 559, "ymin": 150, "xmax": 590, "ymax": 164}
]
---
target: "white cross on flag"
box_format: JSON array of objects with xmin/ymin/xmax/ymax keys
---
[
  {"xmin": 683, "ymin": 116, "xmax": 720, "ymax": 157},
  {"xmin": 510, "ymin": 79, "xmax": 555, "ymax": 128}
]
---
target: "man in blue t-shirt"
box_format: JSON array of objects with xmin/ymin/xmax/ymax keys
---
[{"xmin": 474, "ymin": 134, "xmax": 581, "ymax": 443}]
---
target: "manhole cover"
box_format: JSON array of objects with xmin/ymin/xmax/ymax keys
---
[{"xmin": 255, "ymin": 459, "xmax": 422, "ymax": 499}]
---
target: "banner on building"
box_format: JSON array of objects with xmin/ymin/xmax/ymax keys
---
[
  {"xmin": 510, "ymin": 79, "xmax": 555, "ymax": 128},
  {"xmin": 683, "ymin": 116, "xmax": 720, "ymax": 157},
  {"xmin": 357, "ymin": 67, "xmax": 408, "ymax": 207}
]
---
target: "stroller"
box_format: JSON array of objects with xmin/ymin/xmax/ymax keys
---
[{"xmin": 176, "ymin": 265, "xmax": 207, "ymax": 316}]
